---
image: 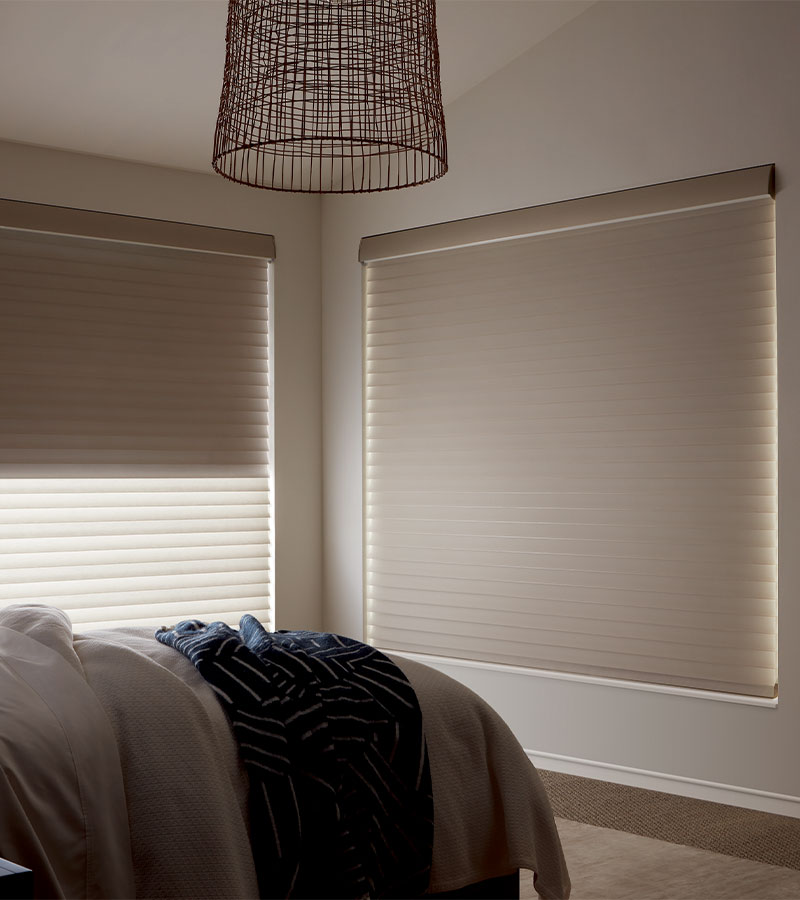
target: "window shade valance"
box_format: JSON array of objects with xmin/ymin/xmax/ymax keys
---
[
  {"xmin": 360, "ymin": 164, "xmax": 773, "ymax": 262},
  {"xmin": 0, "ymin": 200, "xmax": 274, "ymax": 630},
  {"xmin": 0, "ymin": 197, "xmax": 275, "ymax": 259},
  {"xmin": 362, "ymin": 165, "xmax": 777, "ymax": 698}
]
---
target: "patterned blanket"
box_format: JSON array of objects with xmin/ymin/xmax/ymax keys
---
[{"xmin": 156, "ymin": 616, "xmax": 433, "ymax": 899}]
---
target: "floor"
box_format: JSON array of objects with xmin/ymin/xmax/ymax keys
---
[{"xmin": 519, "ymin": 818, "xmax": 800, "ymax": 900}]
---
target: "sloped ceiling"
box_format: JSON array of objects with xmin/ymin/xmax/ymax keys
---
[{"xmin": 0, "ymin": 0, "xmax": 592, "ymax": 174}]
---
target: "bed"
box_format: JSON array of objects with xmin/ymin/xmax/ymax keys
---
[{"xmin": 0, "ymin": 605, "xmax": 570, "ymax": 900}]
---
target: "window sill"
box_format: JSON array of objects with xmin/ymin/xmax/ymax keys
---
[{"xmin": 383, "ymin": 649, "xmax": 779, "ymax": 709}]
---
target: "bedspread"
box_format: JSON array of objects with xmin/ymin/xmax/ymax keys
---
[{"xmin": 0, "ymin": 605, "xmax": 570, "ymax": 900}]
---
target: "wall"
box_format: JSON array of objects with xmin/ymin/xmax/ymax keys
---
[
  {"xmin": 0, "ymin": 139, "xmax": 324, "ymax": 632},
  {"xmin": 321, "ymin": 0, "xmax": 800, "ymax": 807}
]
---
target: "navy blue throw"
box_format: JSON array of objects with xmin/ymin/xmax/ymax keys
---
[{"xmin": 156, "ymin": 616, "xmax": 433, "ymax": 899}]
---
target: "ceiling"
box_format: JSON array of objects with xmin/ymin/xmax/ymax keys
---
[{"xmin": 0, "ymin": 0, "xmax": 593, "ymax": 175}]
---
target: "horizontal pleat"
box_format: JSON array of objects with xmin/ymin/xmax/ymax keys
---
[
  {"xmin": 367, "ymin": 489, "xmax": 776, "ymax": 513},
  {"xmin": 72, "ymin": 604, "xmax": 269, "ymax": 631},
  {"xmin": 369, "ymin": 589, "xmax": 775, "ymax": 633},
  {"xmin": 368, "ymin": 518, "xmax": 775, "ymax": 547},
  {"xmin": 364, "ymin": 196, "xmax": 777, "ymax": 697},
  {"xmin": 367, "ymin": 530, "xmax": 775, "ymax": 565},
  {"xmin": 368, "ymin": 623, "xmax": 776, "ymax": 685},
  {"xmin": 367, "ymin": 572, "xmax": 775, "ymax": 616},
  {"xmin": 366, "ymin": 558, "xmax": 773, "ymax": 601},
  {"xmin": 0, "ymin": 568, "xmax": 270, "ymax": 601},
  {"xmin": 368, "ymin": 607, "xmax": 776, "ymax": 657}
]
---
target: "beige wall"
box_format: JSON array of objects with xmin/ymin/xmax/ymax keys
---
[
  {"xmin": 0, "ymin": 140, "xmax": 323, "ymax": 632},
  {"xmin": 321, "ymin": 0, "xmax": 800, "ymax": 801}
]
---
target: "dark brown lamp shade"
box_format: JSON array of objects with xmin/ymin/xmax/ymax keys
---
[{"xmin": 212, "ymin": 0, "xmax": 448, "ymax": 193}]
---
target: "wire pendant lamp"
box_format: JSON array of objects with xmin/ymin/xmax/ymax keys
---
[{"xmin": 212, "ymin": 0, "xmax": 447, "ymax": 193}]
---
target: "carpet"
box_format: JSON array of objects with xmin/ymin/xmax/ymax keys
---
[{"xmin": 538, "ymin": 770, "xmax": 800, "ymax": 872}]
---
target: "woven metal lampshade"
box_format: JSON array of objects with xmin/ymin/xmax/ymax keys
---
[{"xmin": 212, "ymin": 0, "xmax": 447, "ymax": 193}]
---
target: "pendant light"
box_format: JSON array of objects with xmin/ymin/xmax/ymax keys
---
[{"xmin": 212, "ymin": 0, "xmax": 448, "ymax": 193}]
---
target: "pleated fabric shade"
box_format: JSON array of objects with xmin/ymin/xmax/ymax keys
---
[
  {"xmin": 0, "ymin": 200, "xmax": 274, "ymax": 631},
  {"xmin": 362, "ymin": 166, "xmax": 778, "ymax": 698},
  {"xmin": 212, "ymin": 0, "xmax": 447, "ymax": 192}
]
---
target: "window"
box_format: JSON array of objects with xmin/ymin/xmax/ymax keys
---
[
  {"xmin": 0, "ymin": 199, "xmax": 274, "ymax": 630},
  {"xmin": 362, "ymin": 165, "xmax": 777, "ymax": 698}
]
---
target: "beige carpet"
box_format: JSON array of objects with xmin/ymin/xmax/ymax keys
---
[
  {"xmin": 538, "ymin": 770, "xmax": 800, "ymax": 872},
  {"xmin": 519, "ymin": 818, "xmax": 800, "ymax": 900}
]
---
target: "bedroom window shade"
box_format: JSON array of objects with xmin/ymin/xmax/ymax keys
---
[
  {"xmin": 0, "ymin": 200, "xmax": 274, "ymax": 631},
  {"xmin": 361, "ymin": 165, "xmax": 777, "ymax": 698}
]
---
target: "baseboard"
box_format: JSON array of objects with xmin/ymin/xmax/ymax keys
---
[{"xmin": 527, "ymin": 749, "xmax": 800, "ymax": 820}]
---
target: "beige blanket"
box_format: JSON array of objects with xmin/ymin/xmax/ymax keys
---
[{"xmin": 0, "ymin": 605, "xmax": 570, "ymax": 899}]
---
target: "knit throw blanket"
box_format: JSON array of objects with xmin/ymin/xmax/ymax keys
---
[{"xmin": 156, "ymin": 616, "xmax": 433, "ymax": 899}]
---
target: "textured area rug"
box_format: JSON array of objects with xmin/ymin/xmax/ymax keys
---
[
  {"xmin": 521, "ymin": 819, "xmax": 800, "ymax": 900},
  {"xmin": 539, "ymin": 770, "xmax": 800, "ymax": 872}
]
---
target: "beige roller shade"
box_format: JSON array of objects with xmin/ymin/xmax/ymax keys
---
[
  {"xmin": 0, "ymin": 203, "xmax": 273, "ymax": 630},
  {"xmin": 363, "ymin": 167, "xmax": 777, "ymax": 698}
]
